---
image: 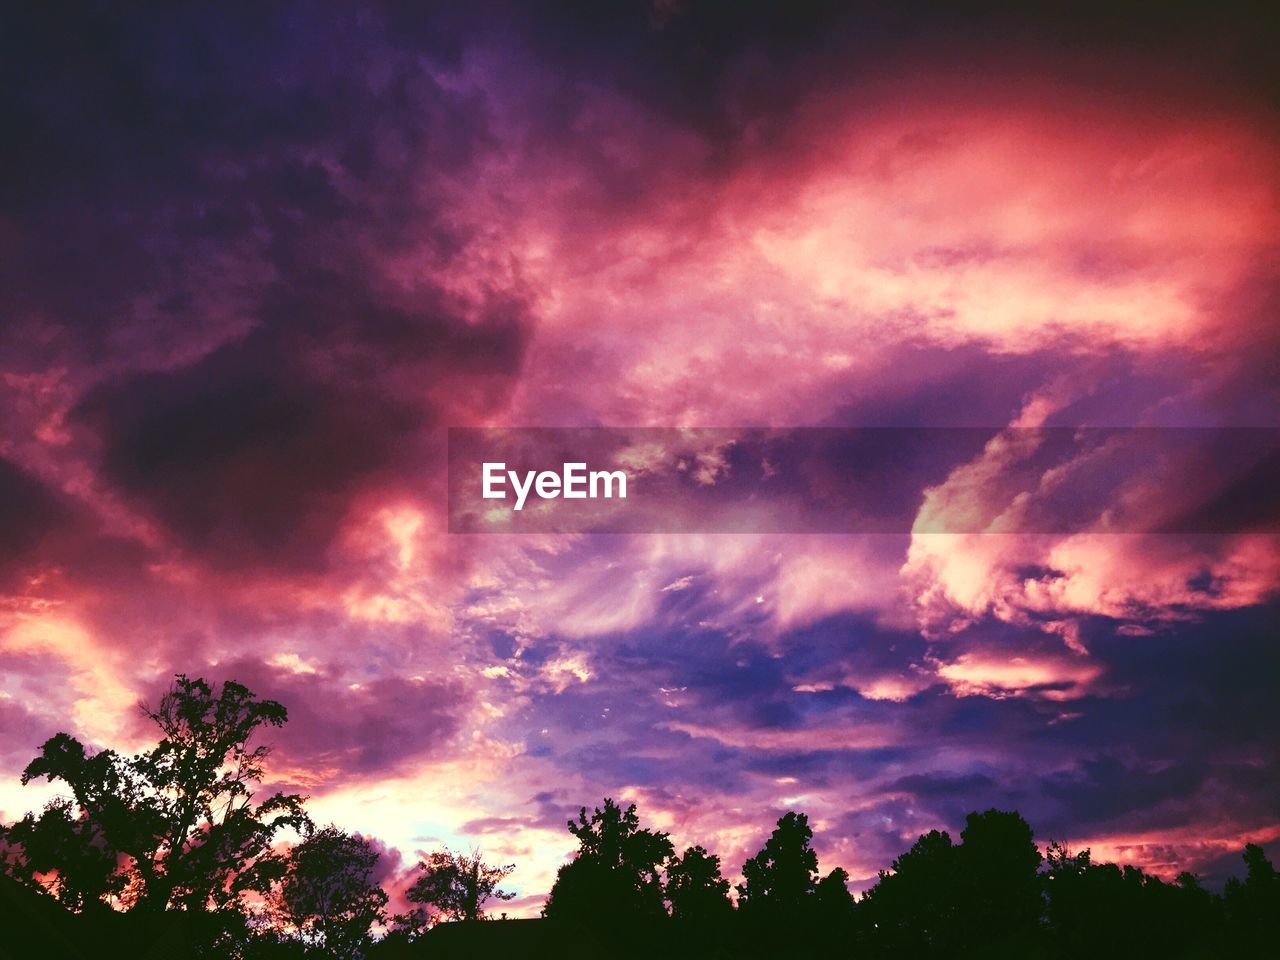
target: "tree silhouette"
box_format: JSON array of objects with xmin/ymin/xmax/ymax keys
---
[
  {"xmin": 955, "ymin": 808, "xmax": 1042, "ymax": 948},
  {"xmin": 1, "ymin": 675, "xmax": 308, "ymax": 915},
  {"xmin": 1, "ymin": 794, "xmax": 122, "ymax": 911},
  {"xmin": 814, "ymin": 865, "xmax": 854, "ymax": 920},
  {"xmin": 858, "ymin": 810, "xmax": 1044, "ymax": 955},
  {"xmin": 860, "ymin": 828, "xmax": 959, "ymax": 954},
  {"xmin": 665, "ymin": 844, "xmax": 732, "ymax": 925},
  {"xmin": 1042, "ymin": 839, "xmax": 1231, "ymax": 958},
  {"xmin": 402, "ymin": 847, "xmax": 515, "ymax": 929},
  {"xmin": 3, "ymin": 676, "xmax": 1275, "ymax": 959},
  {"xmin": 543, "ymin": 798, "xmax": 673, "ymax": 929},
  {"xmin": 737, "ymin": 811, "xmax": 819, "ymax": 919},
  {"xmin": 1223, "ymin": 843, "xmax": 1278, "ymax": 950},
  {"xmin": 272, "ymin": 826, "xmax": 387, "ymax": 959},
  {"xmin": 1043, "ymin": 841, "xmax": 1103, "ymax": 950}
]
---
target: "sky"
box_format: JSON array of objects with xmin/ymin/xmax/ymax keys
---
[{"xmin": 1, "ymin": 1, "xmax": 1277, "ymax": 915}]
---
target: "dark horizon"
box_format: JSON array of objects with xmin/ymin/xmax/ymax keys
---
[{"xmin": 3, "ymin": 672, "xmax": 1277, "ymax": 957}]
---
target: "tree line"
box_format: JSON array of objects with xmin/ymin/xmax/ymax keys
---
[{"xmin": 0, "ymin": 676, "xmax": 1275, "ymax": 958}]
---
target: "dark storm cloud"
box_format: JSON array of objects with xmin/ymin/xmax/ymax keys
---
[
  {"xmin": 1, "ymin": 2, "xmax": 534, "ymax": 570},
  {"xmin": 0, "ymin": 458, "xmax": 74, "ymax": 580},
  {"xmin": 191, "ymin": 660, "xmax": 467, "ymax": 784},
  {"xmin": 825, "ymin": 343, "xmax": 1232, "ymax": 429},
  {"xmin": 458, "ymin": 790, "xmax": 588, "ymax": 838},
  {"xmin": 888, "ymin": 771, "xmax": 997, "ymax": 798},
  {"xmin": 500, "ymin": 613, "xmax": 928, "ymax": 795},
  {"xmin": 777, "ymin": 612, "xmax": 931, "ymax": 683},
  {"xmin": 1061, "ymin": 605, "xmax": 1279, "ymax": 754},
  {"xmin": 0, "ymin": 458, "xmax": 149, "ymax": 594},
  {"xmin": 899, "ymin": 605, "xmax": 1280, "ymax": 840},
  {"xmin": 489, "ymin": 599, "xmax": 1278, "ymax": 880},
  {"xmin": 73, "ymin": 292, "xmax": 525, "ymax": 571},
  {"xmin": 1043, "ymin": 755, "xmax": 1211, "ymax": 827},
  {"xmin": 490, "ymin": 0, "xmax": 1278, "ymax": 158},
  {"xmin": 0, "ymin": 695, "xmax": 57, "ymax": 769},
  {"xmin": 1, "ymin": 1, "xmax": 488, "ymax": 365}
]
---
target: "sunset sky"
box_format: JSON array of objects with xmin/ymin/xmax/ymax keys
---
[{"xmin": 1, "ymin": 2, "xmax": 1277, "ymax": 915}]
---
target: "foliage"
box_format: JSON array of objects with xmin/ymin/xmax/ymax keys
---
[
  {"xmin": 3, "ymin": 677, "xmax": 1277, "ymax": 958},
  {"xmin": 955, "ymin": 808, "xmax": 1042, "ymax": 945},
  {"xmin": 814, "ymin": 866, "xmax": 854, "ymax": 919},
  {"xmin": 860, "ymin": 827, "xmax": 958, "ymax": 952},
  {"xmin": 271, "ymin": 826, "xmax": 388, "ymax": 959},
  {"xmin": 665, "ymin": 845, "xmax": 732, "ymax": 924},
  {"xmin": 1044, "ymin": 840, "xmax": 1220, "ymax": 956},
  {"xmin": 1, "ymin": 675, "xmax": 309, "ymax": 914},
  {"xmin": 543, "ymin": 798, "xmax": 673, "ymax": 927},
  {"xmin": 1224, "ymin": 841, "xmax": 1280, "ymax": 945},
  {"xmin": 1, "ymin": 795, "xmax": 123, "ymax": 910},
  {"xmin": 737, "ymin": 811, "xmax": 819, "ymax": 918},
  {"xmin": 859, "ymin": 811, "xmax": 1044, "ymax": 954},
  {"xmin": 402, "ymin": 847, "xmax": 515, "ymax": 928}
]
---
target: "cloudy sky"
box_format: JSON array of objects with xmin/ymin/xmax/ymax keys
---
[{"xmin": 1, "ymin": 2, "xmax": 1277, "ymax": 914}]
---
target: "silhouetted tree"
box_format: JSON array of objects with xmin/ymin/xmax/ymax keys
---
[
  {"xmin": 812, "ymin": 865, "xmax": 856, "ymax": 952},
  {"xmin": 955, "ymin": 809, "xmax": 1041, "ymax": 948},
  {"xmin": 543, "ymin": 798, "xmax": 673, "ymax": 929},
  {"xmin": 815, "ymin": 865, "xmax": 854, "ymax": 919},
  {"xmin": 860, "ymin": 828, "xmax": 959, "ymax": 954},
  {"xmin": 860, "ymin": 810, "xmax": 1041, "ymax": 955},
  {"xmin": 402, "ymin": 847, "xmax": 515, "ymax": 930},
  {"xmin": 1, "ymin": 675, "xmax": 309, "ymax": 915},
  {"xmin": 271, "ymin": 826, "xmax": 387, "ymax": 960},
  {"xmin": 1042, "ymin": 839, "xmax": 1227, "ymax": 958},
  {"xmin": 1, "ymin": 796, "xmax": 121, "ymax": 911},
  {"xmin": 1224, "ymin": 843, "xmax": 1279, "ymax": 950},
  {"xmin": 1043, "ymin": 841, "xmax": 1103, "ymax": 951},
  {"xmin": 4, "ymin": 686, "xmax": 1276, "ymax": 960},
  {"xmin": 665, "ymin": 844, "xmax": 732, "ymax": 925},
  {"xmin": 737, "ymin": 811, "xmax": 819, "ymax": 920}
]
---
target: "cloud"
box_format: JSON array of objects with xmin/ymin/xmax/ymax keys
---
[
  {"xmin": 199, "ymin": 660, "xmax": 470, "ymax": 787},
  {"xmin": 0, "ymin": 1, "xmax": 1276, "ymax": 911}
]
